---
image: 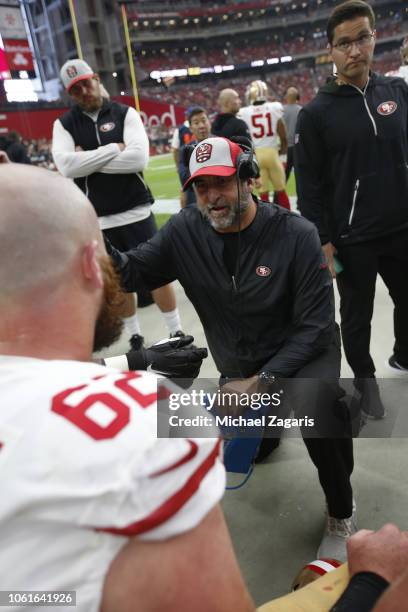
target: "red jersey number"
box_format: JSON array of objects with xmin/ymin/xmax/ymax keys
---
[
  {"xmin": 251, "ymin": 112, "xmax": 274, "ymax": 139},
  {"xmin": 51, "ymin": 372, "xmax": 155, "ymax": 440}
]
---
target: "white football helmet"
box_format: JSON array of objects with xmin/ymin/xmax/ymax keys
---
[{"xmin": 245, "ymin": 80, "xmax": 268, "ymax": 104}]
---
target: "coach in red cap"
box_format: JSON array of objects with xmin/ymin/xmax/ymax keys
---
[{"xmin": 106, "ymin": 135, "xmax": 359, "ymax": 563}]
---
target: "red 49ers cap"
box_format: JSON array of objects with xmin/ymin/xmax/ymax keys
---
[{"xmin": 183, "ymin": 137, "xmax": 242, "ymax": 191}]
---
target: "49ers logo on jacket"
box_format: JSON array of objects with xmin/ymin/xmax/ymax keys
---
[
  {"xmin": 256, "ymin": 265, "xmax": 271, "ymax": 277},
  {"xmin": 99, "ymin": 122, "xmax": 115, "ymax": 132},
  {"xmin": 377, "ymin": 101, "xmax": 397, "ymax": 116},
  {"xmin": 196, "ymin": 143, "xmax": 212, "ymax": 163}
]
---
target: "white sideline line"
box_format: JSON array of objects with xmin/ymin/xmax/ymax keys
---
[{"xmin": 148, "ymin": 164, "xmax": 177, "ymax": 171}]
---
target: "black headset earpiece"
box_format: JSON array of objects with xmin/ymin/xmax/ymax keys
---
[{"xmin": 229, "ymin": 136, "xmax": 259, "ymax": 180}]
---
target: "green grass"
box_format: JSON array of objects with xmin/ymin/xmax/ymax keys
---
[
  {"xmin": 146, "ymin": 152, "xmax": 297, "ymax": 228},
  {"xmin": 145, "ymin": 153, "xmax": 180, "ymax": 200}
]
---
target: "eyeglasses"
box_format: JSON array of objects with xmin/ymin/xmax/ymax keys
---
[{"xmin": 332, "ymin": 32, "xmax": 375, "ymax": 54}]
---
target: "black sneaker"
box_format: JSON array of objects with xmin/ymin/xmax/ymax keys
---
[
  {"xmin": 170, "ymin": 330, "xmax": 186, "ymax": 339},
  {"xmin": 129, "ymin": 334, "xmax": 144, "ymax": 351},
  {"xmin": 388, "ymin": 355, "xmax": 408, "ymax": 375},
  {"xmin": 354, "ymin": 378, "xmax": 385, "ymax": 420}
]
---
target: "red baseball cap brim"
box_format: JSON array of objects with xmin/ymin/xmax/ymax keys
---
[
  {"xmin": 67, "ymin": 73, "xmax": 95, "ymax": 91},
  {"xmin": 183, "ymin": 165, "xmax": 237, "ymax": 191}
]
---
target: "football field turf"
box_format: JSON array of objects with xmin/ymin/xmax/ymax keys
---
[{"xmin": 145, "ymin": 152, "xmax": 297, "ymax": 227}]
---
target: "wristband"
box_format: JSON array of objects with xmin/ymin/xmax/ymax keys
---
[
  {"xmin": 102, "ymin": 354, "xmax": 130, "ymax": 371},
  {"xmin": 330, "ymin": 572, "xmax": 389, "ymax": 612}
]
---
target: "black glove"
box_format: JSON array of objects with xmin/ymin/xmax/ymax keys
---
[{"xmin": 126, "ymin": 335, "xmax": 208, "ymax": 388}]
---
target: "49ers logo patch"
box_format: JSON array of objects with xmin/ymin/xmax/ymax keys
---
[
  {"xmin": 377, "ymin": 101, "xmax": 397, "ymax": 116},
  {"xmin": 196, "ymin": 143, "xmax": 212, "ymax": 163},
  {"xmin": 256, "ymin": 265, "xmax": 271, "ymax": 277},
  {"xmin": 100, "ymin": 122, "xmax": 115, "ymax": 132},
  {"xmin": 66, "ymin": 66, "xmax": 77, "ymax": 78}
]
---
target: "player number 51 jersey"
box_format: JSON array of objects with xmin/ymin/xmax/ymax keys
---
[{"xmin": 239, "ymin": 101, "xmax": 283, "ymax": 149}]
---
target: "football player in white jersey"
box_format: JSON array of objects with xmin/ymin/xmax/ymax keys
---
[
  {"xmin": 0, "ymin": 164, "xmax": 254, "ymax": 612},
  {"xmin": 239, "ymin": 80, "xmax": 291, "ymax": 210},
  {"xmin": 385, "ymin": 36, "xmax": 408, "ymax": 84}
]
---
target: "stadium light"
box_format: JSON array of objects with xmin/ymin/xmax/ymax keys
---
[
  {"xmin": 281, "ymin": 56, "xmax": 293, "ymax": 63},
  {"xmin": 267, "ymin": 57, "xmax": 279, "ymax": 64},
  {"xmin": 251, "ymin": 60, "xmax": 265, "ymax": 67},
  {"xmin": 112, "ymin": 72, "xmax": 117, "ymax": 77},
  {"xmin": 5, "ymin": 79, "xmax": 38, "ymax": 102}
]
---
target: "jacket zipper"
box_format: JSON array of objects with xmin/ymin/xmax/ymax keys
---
[
  {"xmin": 349, "ymin": 79, "xmax": 378, "ymax": 137},
  {"xmin": 232, "ymin": 275, "xmax": 238, "ymax": 292},
  {"xmin": 85, "ymin": 176, "xmax": 89, "ymax": 197},
  {"xmin": 348, "ymin": 179, "xmax": 360, "ymax": 226},
  {"xmin": 94, "ymin": 121, "xmax": 102, "ymax": 145}
]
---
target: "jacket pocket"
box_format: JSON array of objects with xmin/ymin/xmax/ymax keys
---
[{"xmin": 340, "ymin": 164, "xmax": 408, "ymax": 241}]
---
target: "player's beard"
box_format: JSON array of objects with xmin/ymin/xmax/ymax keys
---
[
  {"xmin": 200, "ymin": 192, "xmax": 250, "ymax": 231},
  {"xmin": 93, "ymin": 256, "xmax": 126, "ymax": 352}
]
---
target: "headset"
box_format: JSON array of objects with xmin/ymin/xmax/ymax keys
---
[
  {"xmin": 182, "ymin": 136, "xmax": 259, "ymax": 182},
  {"xmin": 230, "ymin": 135, "xmax": 260, "ymax": 180}
]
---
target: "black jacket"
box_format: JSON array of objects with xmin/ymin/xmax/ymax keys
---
[
  {"xmin": 110, "ymin": 201, "xmax": 335, "ymax": 378},
  {"xmin": 211, "ymin": 113, "xmax": 251, "ymax": 140},
  {"xmin": 295, "ymin": 72, "xmax": 408, "ymax": 246},
  {"xmin": 59, "ymin": 100, "xmax": 153, "ymax": 217}
]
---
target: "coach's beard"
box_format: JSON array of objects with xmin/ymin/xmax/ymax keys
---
[
  {"xmin": 93, "ymin": 256, "xmax": 126, "ymax": 352},
  {"xmin": 201, "ymin": 196, "xmax": 250, "ymax": 231}
]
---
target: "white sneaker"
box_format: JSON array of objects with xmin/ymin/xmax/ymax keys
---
[
  {"xmin": 317, "ymin": 507, "xmax": 357, "ymax": 562},
  {"xmin": 387, "ymin": 356, "xmax": 408, "ymax": 376}
]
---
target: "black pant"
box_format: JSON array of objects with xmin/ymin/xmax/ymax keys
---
[
  {"xmin": 285, "ymin": 335, "xmax": 354, "ymax": 519},
  {"xmin": 225, "ymin": 332, "xmax": 354, "ymax": 519},
  {"xmin": 285, "ymin": 146, "xmax": 295, "ymax": 182},
  {"xmin": 336, "ymin": 231, "xmax": 408, "ymax": 377}
]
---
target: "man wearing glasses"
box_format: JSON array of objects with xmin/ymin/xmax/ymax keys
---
[{"xmin": 295, "ymin": 0, "xmax": 408, "ymax": 419}]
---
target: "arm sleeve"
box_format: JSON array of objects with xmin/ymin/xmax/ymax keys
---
[
  {"xmin": 99, "ymin": 107, "xmax": 150, "ymax": 174},
  {"xmin": 330, "ymin": 572, "xmax": 389, "ymax": 612},
  {"xmin": 52, "ymin": 119, "xmax": 120, "ymax": 178},
  {"xmin": 294, "ymin": 108, "xmax": 330, "ymax": 245},
  {"xmin": 262, "ymin": 227, "xmax": 335, "ymax": 376},
  {"xmin": 108, "ymin": 222, "xmax": 178, "ymax": 293}
]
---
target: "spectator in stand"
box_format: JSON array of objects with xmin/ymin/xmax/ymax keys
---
[
  {"xmin": 211, "ymin": 88, "xmax": 251, "ymax": 140},
  {"xmin": 178, "ymin": 106, "xmax": 212, "ymax": 208},
  {"xmin": 0, "ymin": 131, "xmax": 30, "ymax": 164},
  {"xmin": 283, "ymin": 86, "xmax": 302, "ymax": 182}
]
